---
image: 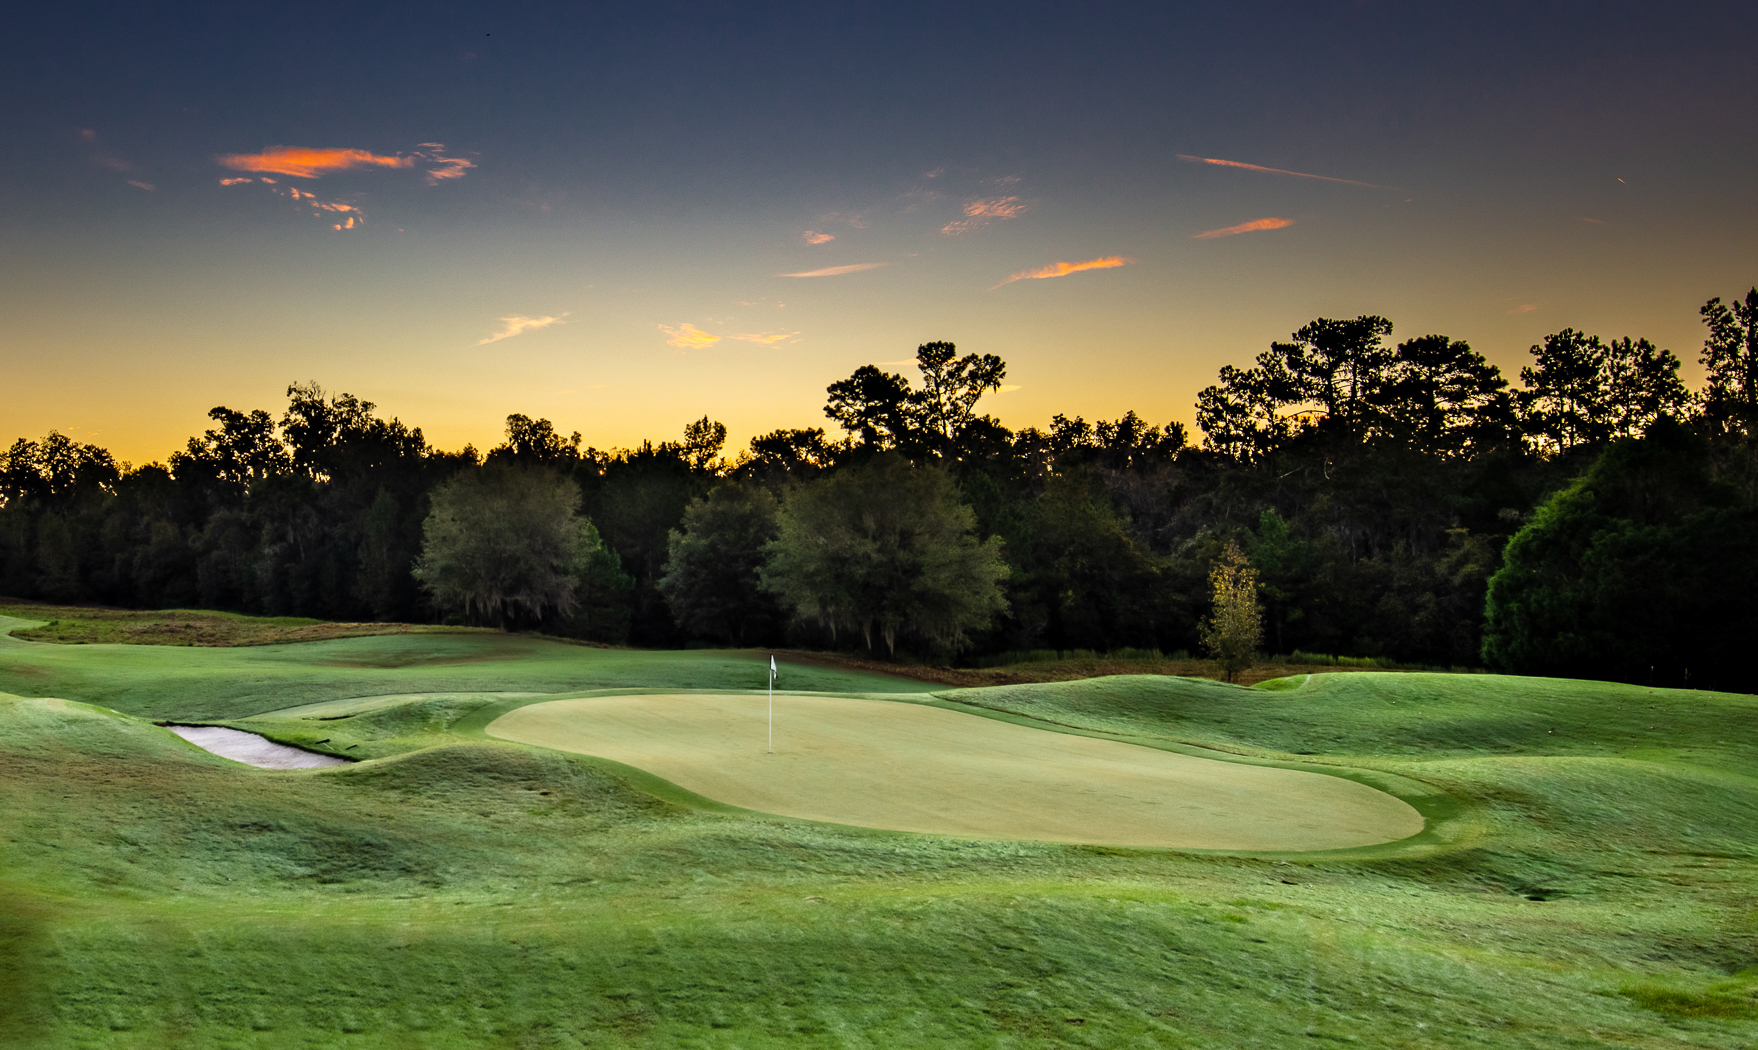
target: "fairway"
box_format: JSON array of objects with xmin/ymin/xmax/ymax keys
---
[{"xmin": 487, "ymin": 693, "xmax": 1424, "ymax": 850}]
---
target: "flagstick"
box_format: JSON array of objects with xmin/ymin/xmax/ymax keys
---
[{"xmin": 767, "ymin": 655, "xmax": 774, "ymax": 754}]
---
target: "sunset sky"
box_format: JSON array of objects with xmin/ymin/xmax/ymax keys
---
[{"xmin": 4, "ymin": 1, "xmax": 1755, "ymax": 464}]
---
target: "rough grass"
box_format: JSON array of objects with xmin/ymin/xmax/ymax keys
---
[
  {"xmin": 2, "ymin": 616, "xmax": 1756, "ymax": 1048},
  {"xmin": 782, "ymin": 648, "xmax": 1406, "ymax": 688},
  {"xmin": 5, "ymin": 601, "xmax": 1417, "ymax": 687},
  {"xmin": 0, "ymin": 602, "xmax": 484, "ymax": 647}
]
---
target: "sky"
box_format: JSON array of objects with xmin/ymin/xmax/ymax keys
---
[{"xmin": 3, "ymin": 0, "xmax": 1756, "ymax": 464}]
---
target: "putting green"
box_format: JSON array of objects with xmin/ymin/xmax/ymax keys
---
[{"xmin": 487, "ymin": 693, "xmax": 1424, "ymax": 850}]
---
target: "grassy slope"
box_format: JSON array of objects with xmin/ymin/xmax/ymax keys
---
[
  {"xmin": 1, "ymin": 623, "xmax": 1755, "ymax": 1047},
  {"xmin": 0, "ymin": 614, "xmax": 937, "ymax": 722}
]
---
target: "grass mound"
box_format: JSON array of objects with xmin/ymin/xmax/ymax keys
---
[{"xmin": 4, "ymin": 642, "xmax": 1758, "ymax": 1047}]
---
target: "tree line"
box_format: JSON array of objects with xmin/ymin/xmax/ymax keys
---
[{"xmin": 3, "ymin": 290, "xmax": 1754, "ymax": 688}]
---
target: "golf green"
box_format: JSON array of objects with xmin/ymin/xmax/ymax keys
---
[{"xmin": 486, "ymin": 693, "xmax": 1425, "ymax": 850}]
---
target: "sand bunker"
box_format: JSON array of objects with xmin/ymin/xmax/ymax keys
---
[
  {"xmin": 488, "ymin": 694, "xmax": 1423, "ymax": 851},
  {"xmin": 168, "ymin": 725, "xmax": 348, "ymax": 769}
]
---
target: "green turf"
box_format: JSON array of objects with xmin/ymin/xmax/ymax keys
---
[
  {"xmin": 2, "ymin": 615, "xmax": 1756, "ymax": 1048},
  {"xmin": 0, "ymin": 614, "xmax": 935, "ymax": 721}
]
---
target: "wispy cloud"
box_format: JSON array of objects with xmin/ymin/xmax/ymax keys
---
[
  {"xmin": 997, "ymin": 384, "xmax": 1021, "ymax": 393},
  {"xmin": 942, "ymin": 196, "xmax": 1028, "ymax": 235},
  {"xmin": 803, "ymin": 231, "xmax": 835, "ymax": 244},
  {"xmin": 126, "ymin": 180, "xmax": 155, "ymax": 191},
  {"xmin": 994, "ymin": 256, "xmax": 1133, "ymax": 288},
  {"xmin": 414, "ymin": 143, "xmax": 475, "ymax": 183},
  {"xmin": 1177, "ymin": 154, "xmax": 1398, "ymax": 190},
  {"xmin": 1510, "ymin": 304, "xmax": 1539, "ymax": 314},
  {"xmin": 480, "ymin": 314, "xmax": 568, "ymax": 345},
  {"xmin": 780, "ymin": 263, "xmax": 889, "ymax": 277},
  {"xmin": 219, "ymin": 177, "xmax": 254, "ymax": 186},
  {"xmin": 730, "ymin": 331, "xmax": 802, "ymax": 345},
  {"xmin": 1192, "ymin": 217, "xmax": 1295, "ymax": 240},
  {"xmin": 657, "ymin": 323, "xmax": 721, "ymax": 349},
  {"xmin": 218, "ymin": 146, "xmax": 414, "ymax": 179}
]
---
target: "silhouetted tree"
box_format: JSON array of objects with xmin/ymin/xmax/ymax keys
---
[
  {"xmin": 1700, "ymin": 288, "xmax": 1758, "ymax": 429},
  {"xmin": 1518, "ymin": 330, "xmax": 1691, "ymax": 453},
  {"xmin": 1375, "ymin": 335, "xmax": 1518, "ymax": 457},
  {"xmin": 825, "ymin": 366, "xmax": 915, "ymax": 449},
  {"xmin": 1196, "ymin": 316, "xmax": 1396, "ymax": 458},
  {"xmin": 489, "ymin": 414, "xmax": 583, "ymax": 468}
]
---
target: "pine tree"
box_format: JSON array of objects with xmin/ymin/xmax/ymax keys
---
[{"xmin": 1200, "ymin": 539, "xmax": 1263, "ymax": 683}]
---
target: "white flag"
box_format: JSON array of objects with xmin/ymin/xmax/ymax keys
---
[{"xmin": 770, "ymin": 655, "xmax": 777, "ymax": 678}]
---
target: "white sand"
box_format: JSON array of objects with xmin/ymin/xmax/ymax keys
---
[
  {"xmin": 168, "ymin": 725, "xmax": 349, "ymax": 769},
  {"xmin": 488, "ymin": 694, "xmax": 1424, "ymax": 851}
]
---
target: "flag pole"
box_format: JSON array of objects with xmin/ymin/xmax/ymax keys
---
[{"xmin": 767, "ymin": 654, "xmax": 776, "ymax": 754}]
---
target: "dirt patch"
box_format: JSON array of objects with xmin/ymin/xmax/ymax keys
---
[{"xmin": 487, "ymin": 694, "xmax": 1423, "ymax": 851}]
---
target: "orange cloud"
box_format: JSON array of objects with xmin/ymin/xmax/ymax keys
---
[
  {"xmin": 993, "ymin": 256, "xmax": 1133, "ymax": 288},
  {"xmin": 730, "ymin": 331, "xmax": 802, "ymax": 345},
  {"xmin": 480, "ymin": 314, "xmax": 567, "ymax": 345},
  {"xmin": 803, "ymin": 231, "xmax": 835, "ymax": 244},
  {"xmin": 219, "ymin": 177, "xmax": 253, "ymax": 186},
  {"xmin": 780, "ymin": 263, "xmax": 889, "ymax": 277},
  {"xmin": 218, "ymin": 146, "xmax": 414, "ymax": 179},
  {"xmin": 942, "ymin": 196, "xmax": 1028, "ymax": 235},
  {"xmin": 1192, "ymin": 217, "xmax": 1295, "ymax": 240},
  {"xmin": 1177, "ymin": 154, "xmax": 1397, "ymax": 190},
  {"xmin": 332, "ymin": 217, "xmax": 358, "ymax": 230},
  {"xmin": 657, "ymin": 323, "xmax": 720, "ymax": 349},
  {"xmin": 1510, "ymin": 304, "xmax": 1539, "ymax": 314}
]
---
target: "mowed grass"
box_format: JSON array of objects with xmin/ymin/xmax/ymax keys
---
[
  {"xmin": 1, "ymin": 611, "xmax": 1756, "ymax": 1048},
  {"xmin": 0, "ymin": 612, "xmax": 935, "ymax": 722}
]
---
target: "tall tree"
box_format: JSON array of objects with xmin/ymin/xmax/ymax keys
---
[
  {"xmin": 911, "ymin": 341, "xmax": 1007, "ymax": 453},
  {"xmin": 761, "ymin": 455, "xmax": 1008, "ymax": 656},
  {"xmin": 657, "ymin": 484, "xmax": 784, "ymax": 645},
  {"xmin": 1700, "ymin": 288, "xmax": 1758, "ymax": 428},
  {"xmin": 1375, "ymin": 335, "xmax": 1518, "ymax": 457},
  {"xmin": 824, "ymin": 366, "xmax": 915, "ymax": 449},
  {"xmin": 1518, "ymin": 330, "xmax": 1691, "ymax": 453},
  {"xmin": 1481, "ymin": 418, "xmax": 1756, "ymax": 690},
  {"xmin": 489, "ymin": 414, "xmax": 583, "ymax": 467},
  {"xmin": 1196, "ymin": 316, "xmax": 1396, "ymax": 458},
  {"xmin": 170, "ymin": 407, "xmax": 291, "ymax": 499},
  {"xmin": 823, "ymin": 342, "xmax": 1007, "ymax": 457},
  {"xmin": 413, "ymin": 466, "xmax": 607, "ymax": 627}
]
